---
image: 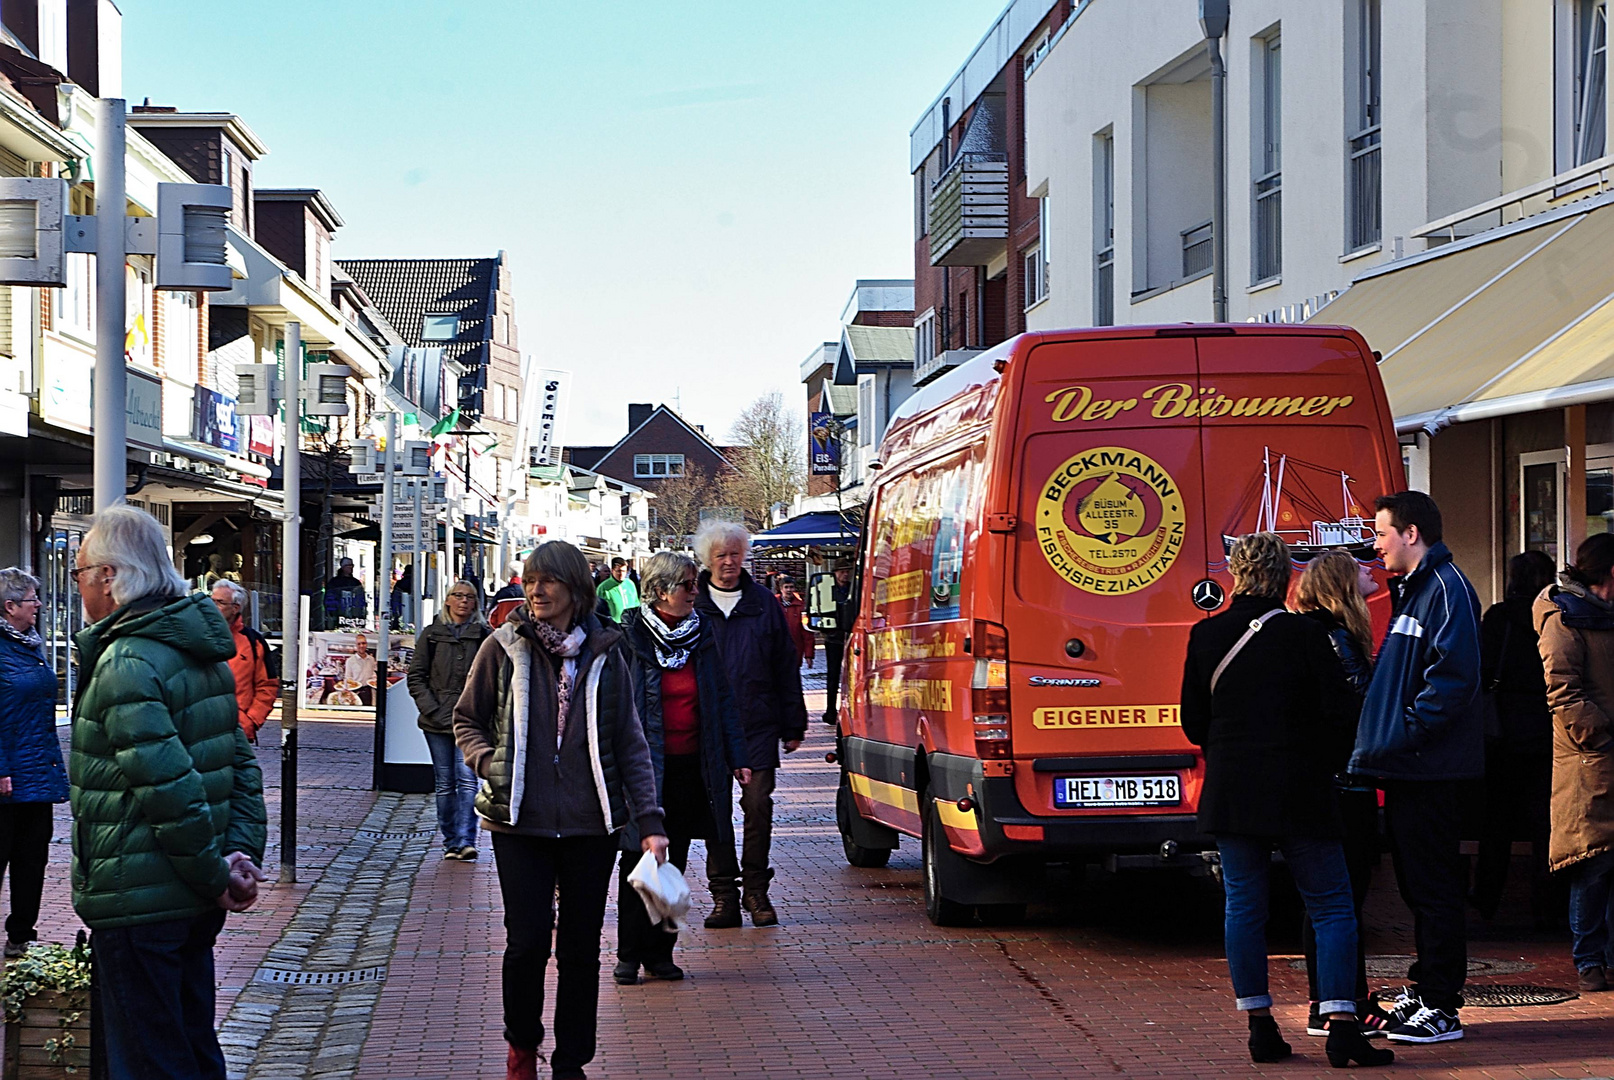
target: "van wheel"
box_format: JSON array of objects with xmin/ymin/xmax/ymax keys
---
[
  {"xmin": 836, "ymin": 769, "xmax": 893, "ymax": 868},
  {"xmin": 922, "ymin": 790, "xmax": 973, "ymax": 927}
]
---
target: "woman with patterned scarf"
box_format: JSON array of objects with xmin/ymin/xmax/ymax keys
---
[
  {"xmin": 454, "ymin": 541, "xmax": 668, "ymax": 1080},
  {"xmin": 0, "ymin": 568, "xmax": 68, "ymax": 959},
  {"xmin": 611, "ymin": 551, "xmax": 750, "ymax": 985}
]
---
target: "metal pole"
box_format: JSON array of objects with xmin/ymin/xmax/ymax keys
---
[
  {"xmin": 92, "ymin": 98, "xmax": 127, "ymax": 512},
  {"xmin": 374, "ymin": 413, "xmax": 395, "ymax": 790},
  {"xmin": 1208, "ymin": 33, "xmax": 1228, "ymax": 323},
  {"xmin": 445, "ymin": 485, "xmax": 456, "ymax": 596},
  {"xmin": 412, "ymin": 478, "xmax": 424, "ymax": 627},
  {"xmin": 279, "ymin": 322, "xmax": 301, "ymax": 885}
]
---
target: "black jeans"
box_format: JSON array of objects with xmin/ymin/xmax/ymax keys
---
[
  {"xmin": 617, "ymin": 838, "xmax": 691, "ymax": 965},
  {"xmin": 93, "ymin": 908, "xmax": 228, "ymax": 1080},
  {"xmin": 492, "ymin": 832, "xmax": 618, "ymax": 1071},
  {"xmin": 1383, "ymin": 779, "xmax": 1467, "ymax": 1011},
  {"xmin": 824, "ymin": 635, "xmax": 846, "ymax": 720},
  {"xmin": 0, "ymin": 801, "xmax": 52, "ymax": 945},
  {"xmin": 1303, "ymin": 788, "xmax": 1379, "ymax": 1005},
  {"xmin": 1473, "ymin": 744, "xmax": 1559, "ymax": 921}
]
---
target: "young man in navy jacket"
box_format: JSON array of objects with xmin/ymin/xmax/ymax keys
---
[{"xmin": 1351, "ymin": 490, "xmax": 1483, "ymax": 1044}]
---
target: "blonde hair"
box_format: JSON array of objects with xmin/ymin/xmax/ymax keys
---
[
  {"xmin": 1292, "ymin": 549, "xmax": 1373, "ymax": 658},
  {"xmin": 1227, "ymin": 532, "xmax": 1292, "ymax": 600}
]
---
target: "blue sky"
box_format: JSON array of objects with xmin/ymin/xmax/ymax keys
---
[{"xmin": 124, "ymin": 1, "xmax": 1000, "ymax": 445}]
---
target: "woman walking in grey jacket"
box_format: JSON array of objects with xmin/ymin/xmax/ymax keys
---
[{"xmin": 455, "ymin": 541, "xmax": 668, "ymax": 1080}]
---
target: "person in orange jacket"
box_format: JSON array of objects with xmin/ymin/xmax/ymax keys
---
[{"xmin": 211, "ymin": 579, "xmax": 278, "ymax": 742}]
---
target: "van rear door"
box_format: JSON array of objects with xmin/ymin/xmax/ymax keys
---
[
  {"xmin": 1192, "ymin": 332, "xmax": 1402, "ymax": 610},
  {"xmin": 1004, "ymin": 335, "xmax": 1207, "ymax": 789}
]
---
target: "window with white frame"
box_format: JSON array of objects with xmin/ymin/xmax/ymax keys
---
[
  {"xmin": 1346, "ymin": 0, "xmax": 1382, "ymax": 252},
  {"xmin": 1022, "ymin": 197, "xmax": 1050, "ymax": 311},
  {"xmin": 857, "ymin": 377, "xmax": 875, "ymax": 448},
  {"xmin": 1574, "ymin": 0, "xmax": 1609, "ymax": 166},
  {"xmin": 633, "ymin": 453, "xmax": 685, "ymax": 477},
  {"xmin": 421, "ymin": 313, "xmax": 458, "ymax": 341},
  {"xmin": 914, "ymin": 309, "xmax": 936, "ymax": 368},
  {"xmin": 56, "ymin": 253, "xmax": 93, "ymax": 340},
  {"xmin": 1094, "ymin": 132, "xmax": 1115, "ymax": 326},
  {"xmin": 1254, "ymin": 31, "xmax": 1283, "ymax": 282}
]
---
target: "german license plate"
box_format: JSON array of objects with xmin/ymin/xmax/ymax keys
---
[{"xmin": 1053, "ymin": 774, "xmax": 1181, "ymax": 809}]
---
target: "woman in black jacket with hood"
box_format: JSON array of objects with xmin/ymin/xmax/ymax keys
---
[
  {"xmin": 1291, "ymin": 549, "xmax": 1395, "ymax": 1038},
  {"xmin": 1473, "ymin": 550, "xmax": 1559, "ymax": 923},
  {"xmin": 613, "ymin": 551, "xmax": 750, "ymax": 984}
]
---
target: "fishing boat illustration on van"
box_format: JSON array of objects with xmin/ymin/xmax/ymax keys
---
[{"xmin": 1221, "ymin": 447, "xmax": 1376, "ymax": 560}]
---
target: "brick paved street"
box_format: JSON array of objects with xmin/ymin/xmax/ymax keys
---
[{"xmin": 11, "ymin": 672, "xmax": 1614, "ymax": 1079}]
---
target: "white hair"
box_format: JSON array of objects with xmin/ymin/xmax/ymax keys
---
[
  {"xmin": 211, "ymin": 578, "xmax": 247, "ymax": 606},
  {"xmin": 693, "ymin": 519, "xmax": 751, "ymax": 568},
  {"xmin": 81, "ymin": 505, "xmax": 188, "ymax": 607}
]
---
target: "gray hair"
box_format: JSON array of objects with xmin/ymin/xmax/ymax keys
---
[
  {"xmin": 693, "ymin": 519, "xmax": 751, "ymax": 568},
  {"xmin": 640, "ymin": 551, "xmax": 698, "ymax": 606},
  {"xmin": 210, "ymin": 578, "xmax": 247, "ymax": 606},
  {"xmin": 0, "ymin": 567, "xmax": 41, "ymax": 608},
  {"xmin": 80, "ymin": 505, "xmax": 187, "ymax": 607}
]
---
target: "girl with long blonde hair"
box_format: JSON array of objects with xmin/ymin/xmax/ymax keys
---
[{"xmin": 1290, "ymin": 548, "xmax": 1392, "ymax": 1040}]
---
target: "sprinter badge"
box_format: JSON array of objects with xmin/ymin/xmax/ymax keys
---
[{"xmin": 1036, "ymin": 447, "xmax": 1186, "ymax": 595}]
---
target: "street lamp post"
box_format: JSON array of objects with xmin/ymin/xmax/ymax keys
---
[
  {"xmin": 280, "ymin": 322, "xmax": 301, "ymax": 884},
  {"xmin": 92, "ymin": 99, "xmax": 127, "ymax": 512}
]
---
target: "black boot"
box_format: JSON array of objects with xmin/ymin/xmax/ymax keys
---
[
  {"xmin": 1326, "ymin": 1017, "xmax": 1396, "ymax": 1068},
  {"xmin": 704, "ymin": 896, "xmax": 742, "ymax": 929},
  {"xmin": 1248, "ymin": 1014, "xmax": 1292, "ymax": 1063}
]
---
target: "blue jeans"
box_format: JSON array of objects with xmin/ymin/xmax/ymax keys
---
[
  {"xmin": 1219, "ymin": 835, "xmax": 1358, "ymax": 1014},
  {"xmin": 1569, "ymin": 850, "xmax": 1614, "ymax": 973},
  {"xmin": 424, "ymin": 729, "xmax": 478, "ymax": 851},
  {"xmin": 93, "ymin": 908, "xmax": 228, "ymax": 1080}
]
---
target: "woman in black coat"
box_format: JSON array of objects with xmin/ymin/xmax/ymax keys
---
[
  {"xmin": 1180, "ymin": 533, "xmax": 1391, "ymax": 1068},
  {"xmin": 614, "ymin": 551, "xmax": 750, "ymax": 984},
  {"xmin": 1473, "ymin": 550, "xmax": 1560, "ymax": 924}
]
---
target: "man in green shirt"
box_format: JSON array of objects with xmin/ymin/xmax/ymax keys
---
[{"xmin": 597, "ymin": 558, "xmax": 639, "ymax": 622}]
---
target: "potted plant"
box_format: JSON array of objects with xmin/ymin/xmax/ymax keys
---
[{"xmin": 3, "ymin": 938, "xmax": 91, "ymax": 1078}]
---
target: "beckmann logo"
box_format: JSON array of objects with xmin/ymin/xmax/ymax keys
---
[{"xmin": 1036, "ymin": 447, "xmax": 1186, "ymax": 595}]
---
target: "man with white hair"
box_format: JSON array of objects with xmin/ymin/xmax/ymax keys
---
[
  {"xmin": 210, "ymin": 578, "xmax": 278, "ymax": 742},
  {"xmin": 692, "ymin": 519, "xmax": 807, "ymax": 928},
  {"xmin": 70, "ymin": 505, "xmax": 268, "ymax": 1078}
]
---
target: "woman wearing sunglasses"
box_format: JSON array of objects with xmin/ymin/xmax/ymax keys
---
[{"xmin": 613, "ymin": 550, "xmax": 749, "ymax": 985}]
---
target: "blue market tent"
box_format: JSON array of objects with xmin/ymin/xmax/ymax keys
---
[{"xmin": 750, "ymin": 511, "xmax": 858, "ymax": 550}]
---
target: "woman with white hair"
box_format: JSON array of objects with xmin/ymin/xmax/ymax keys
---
[
  {"xmin": 691, "ymin": 519, "xmax": 807, "ymax": 929},
  {"xmin": 70, "ymin": 505, "xmax": 268, "ymax": 1077},
  {"xmin": 0, "ymin": 566, "xmax": 68, "ymax": 959}
]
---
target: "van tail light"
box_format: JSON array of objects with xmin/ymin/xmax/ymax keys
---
[{"xmin": 972, "ymin": 619, "xmax": 1011, "ymax": 759}]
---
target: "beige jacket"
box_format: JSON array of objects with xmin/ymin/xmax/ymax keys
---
[{"xmin": 1533, "ymin": 580, "xmax": 1614, "ymax": 872}]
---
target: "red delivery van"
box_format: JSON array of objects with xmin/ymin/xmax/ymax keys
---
[{"xmin": 833, "ymin": 325, "xmax": 1405, "ymax": 926}]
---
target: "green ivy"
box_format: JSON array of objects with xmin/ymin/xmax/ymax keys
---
[{"xmin": 2, "ymin": 939, "xmax": 92, "ymax": 1024}]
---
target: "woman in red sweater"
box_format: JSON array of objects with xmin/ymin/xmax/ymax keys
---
[{"xmin": 614, "ymin": 552, "xmax": 751, "ymax": 983}]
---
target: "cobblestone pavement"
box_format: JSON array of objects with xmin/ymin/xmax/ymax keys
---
[{"xmin": 13, "ymin": 662, "xmax": 1614, "ymax": 1078}]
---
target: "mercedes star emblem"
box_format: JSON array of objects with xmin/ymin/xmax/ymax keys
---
[{"xmin": 1191, "ymin": 579, "xmax": 1225, "ymax": 610}]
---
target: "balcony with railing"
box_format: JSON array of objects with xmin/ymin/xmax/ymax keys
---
[
  {"xmin": 1181, "ymin": 220, "xmax": 1212, "ymax": 278},
  {"xmin": 1095, "ymin": 247, "xmax": 1114, "ymax": 326},
  {"xmin": 928, "ymin": 152, "xmax": 1010, "ymax": 267},
  {"xmin": 1254, "ymin": 171, "xmax": 1282, "ymax": 282},
  {"xmin": 1349, "ymin": 127, "xmax": 1381, "ymax": 251}
]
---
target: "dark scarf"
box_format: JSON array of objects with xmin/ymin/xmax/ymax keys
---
[
  {"xmin": 640, "ymin": 604, "xmax": 701, "ymax": 669},
  {"xmin": 0, "ymin": 618, "xmax": 43, "ymax": 653}
]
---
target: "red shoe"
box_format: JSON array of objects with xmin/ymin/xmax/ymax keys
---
[{"xmin": 507, "ymin": 1043, "xmax": 538, "ymax": 1080}]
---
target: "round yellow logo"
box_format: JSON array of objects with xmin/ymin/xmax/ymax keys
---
[{"xmin": 1036, "ymin": 447, "xmax": 1187, "ymax": 595}]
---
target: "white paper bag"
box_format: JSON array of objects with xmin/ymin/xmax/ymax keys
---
[{"xmin": 626, "ymin": 850, "xmax": 692, "ymax": 931}]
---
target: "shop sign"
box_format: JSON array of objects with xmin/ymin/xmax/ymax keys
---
[
  {"xmin": 248, "ymin": 414, "xmax": 276, "ymax": 457},
  {"xmin": 809, "ymin": 411, "xmax": 840, "ymax": 475},
  {"xmin": 39, "ymin": 337, "xmax": 165, "ymax": 451},
  {"xmin": 192, "ymin": 385, "xmax": 240, "ymax": 452},
  {"xmin": 125, "ymin": 368, "xmax": 165, "ymax": 453}
]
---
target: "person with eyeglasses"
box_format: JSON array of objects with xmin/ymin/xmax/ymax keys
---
[
  {"xmin": 0, "ymin": 568, "xmax": 68, "ymax": 960},
  {"xmin": 211, "ymin": 579, "xmax": 278, "ymax": 743},
  {"xmin": 612, "ymin": 551, "xmax": 749, "ymax": 985},
  {"xmin": 408, "ymin": 579, "xmax": 492, "ymax": 861}
]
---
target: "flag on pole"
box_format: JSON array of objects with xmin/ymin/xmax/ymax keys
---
[{"xmin": 427, "ymin": 408, "xmax": 461, "ymax": 439}]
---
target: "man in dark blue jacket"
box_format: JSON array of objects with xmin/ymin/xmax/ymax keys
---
[{"xmin": 1351, "ymin": 491, "xmax": 1482, "ymax": 1045}]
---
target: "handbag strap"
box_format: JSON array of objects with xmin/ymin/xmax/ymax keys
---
[{"xmin": 1210, "ymin": 609, "xmax": 1283, "ymax": 695}]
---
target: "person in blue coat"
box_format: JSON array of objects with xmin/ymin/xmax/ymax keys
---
[
  {"xmin": 1350, "ymin": 491, "xmax": 1482, "ymax": 1046},
  {"xmin": 0, "ymin": 568, "xmax": 69, "ymax": 958}
]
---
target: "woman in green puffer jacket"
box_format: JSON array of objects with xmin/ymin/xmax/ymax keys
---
[{"xmin": 69, "ymin": 506, "xmax": 268, "ymax": 1079}]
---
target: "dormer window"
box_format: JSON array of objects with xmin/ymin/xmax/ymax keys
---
[{"xmin": 422, "ymin": 313, "xmax": 459, "ymax": 341}]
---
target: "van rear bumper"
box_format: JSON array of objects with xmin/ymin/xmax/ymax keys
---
[{"xmin": 926, "ymin": 750, "xmax": 1209, "ymax": 867}]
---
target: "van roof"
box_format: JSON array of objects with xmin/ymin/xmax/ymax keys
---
[{"xmin": 885, "ymin": 323, "xmax": 1361, "ymax": 440}]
